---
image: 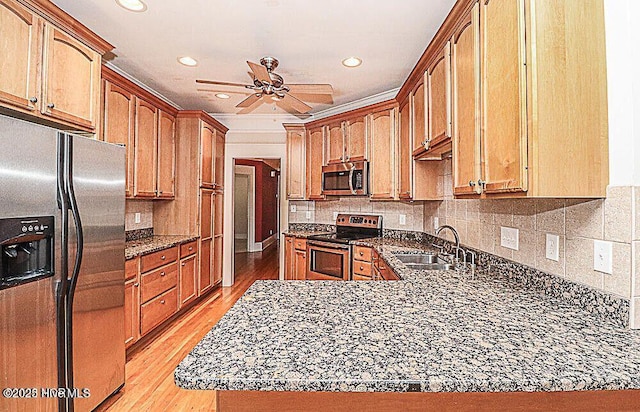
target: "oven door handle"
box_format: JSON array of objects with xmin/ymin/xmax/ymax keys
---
[
  {"xmin": 308, "ymin": 240, "xmax": 351, "ymax": 250},
  {"xmin": 348, "ymin": 164, "xmax": 356, "ymax": 195}
]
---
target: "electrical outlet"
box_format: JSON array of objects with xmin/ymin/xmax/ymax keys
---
[
  {"xmin": 290, "ymin": 204, "xmax": 297, "ymax": 213},
  {"xmin": 306, "ymin": 211, "xmax": 312, "ymax": 220},
  {"xmin": 545, "ymin": 234, "xmax": 559, "ymax": 262},
  {"xmin": 269, "ymin": 229, "xmax": 273, "ymax": 235},
  {"xmin": 500, "ymin": 227, "xmax": 519, "ymax": 250},
  {"xmin": 593, "ymin": 240, "xmax": 613, "ymax": 274},
  {"xmin": 433, "ymin": 217, "xmax": 439, "ymax": 230},
  {"xmin": 333, "ymin": 212, "xmax": 339, "ymax": 220},
  {"xmin": 134, "ymin": 212, "xmax": 141, "ymax": 224},
  {"xmin": 399, "ymin": 214, "xmax": 406, "ymax": 225}
]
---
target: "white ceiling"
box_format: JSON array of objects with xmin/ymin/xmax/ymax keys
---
[{"xmin": 53, "ymin": 0, "xmax": 456, "ymax": 116}]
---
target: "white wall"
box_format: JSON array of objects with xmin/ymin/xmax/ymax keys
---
[{"xmin": 604, "ymin": 0, "xmax": 640, "ymax": 186}]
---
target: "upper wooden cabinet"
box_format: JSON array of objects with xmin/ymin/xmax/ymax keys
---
[
  {"xmin": 410, "ymin": 82, "xmax": 426, "ymax": 156},
  {"xmin": 325, "ymin": 121, "xmax": 345, "ymax": 164},
  {"xmin": 424, "ymin": 41, "xmax": 452, "ymax": 158},
  {"xmin": 200, "ymin": 125, "xmax": 215, "ymax": 189},
  {"xmin": 368, "ymin": 104, "xmax": 397, "ymax": 200},
  {"xmin": 0, "ymin": 0, "xmax": 111, "ymax": 132},
  {"xmin": 306, "ymin": 126, "xmax": 325, "ymax": 200},
  {"xmin": 345, "ymin": 115, "xmax": 367, "ymax": 162},
  {"xmin": 102, "ymin": 67, "xmax": 177, "ymax": 199},
  {"xmin": 0, "ymin": 0, "xmax": 41, "ymax": 113},
  {"xmin": 284, "ymin": 124, "xmax": 306, "ymax": 200},
  {"xmin": 452, "ymin": 3, "xmax": 481, "ymax": 196},
  {"xmin": 214, "ymin": 132, "xmax": 225, "ymax": 192},
  {"xmin": 398, "ymin": 98, "xmax": 412, "ymax": 200},
  {"xmin": 102, "ymin": 81, "xmax": 135, "ymax": 196},
  {"xmin": 157, "ymin": 110, "xmax": 176, "ymax": 199}
]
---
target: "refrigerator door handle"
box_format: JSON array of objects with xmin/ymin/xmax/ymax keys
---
[{"xmin": 64, "ymin": 134, "xmax": 84, "ymax": 412}]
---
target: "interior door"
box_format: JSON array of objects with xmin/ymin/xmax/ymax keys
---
[{"xmin": 481, "ymin": 0, "xmax": 528, "ymax": 193}]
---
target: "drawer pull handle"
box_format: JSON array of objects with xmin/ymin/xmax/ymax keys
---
[
  {"xmin": 181, "ymin": 262, "xmax": 186, "ymax": 267},
  {"xmin": 47, "ymin": 103, "xmax": 55, "ymax": 109},
  {"xmin": 161, "ymin": 272, "xmax": 166, "ymax": 276},
  {"xmin": 29, "ymin": 96, "xmax": 38, "ymax": 104},
  {"xmin": 360, "ymin": 266, "xmax": 364, "ymax": 270},
  {"xmin": 189, "ymin": 247, "xmax": 193, "ymax": 251},
  {"xmin": 161, "ymin": 255, "xmax": 166, "ymax": 260},
  {"xmin": 160, "ymin": 300, "xmax": 165, "ymax": 304}
]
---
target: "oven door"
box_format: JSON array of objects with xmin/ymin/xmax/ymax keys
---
[
  {"xmin": 306, "ymin": 241, "xmax": 350, "ymax": 281},
  {"xmin": 322, "ymin": 161, "xmax": 368, "ymax": 196}
]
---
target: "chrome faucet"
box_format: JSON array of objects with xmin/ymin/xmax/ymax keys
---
[{"xmin": 435, "ymin": 225, "xmax": 460, "ymax": 260}]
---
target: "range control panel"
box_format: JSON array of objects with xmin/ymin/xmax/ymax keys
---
[{"xmin": 336, "ymin": 214, "xmax": 382, "ymax": 229}]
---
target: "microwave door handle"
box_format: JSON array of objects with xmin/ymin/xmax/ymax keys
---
[{"xmin": 348, "ymin": 165, "xmax": 356, "ymax": 195}]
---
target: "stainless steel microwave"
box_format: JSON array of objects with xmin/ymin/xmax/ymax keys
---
[{"xmin": 322, "ymin": 161, "xmax": 368, "ymax": 196}]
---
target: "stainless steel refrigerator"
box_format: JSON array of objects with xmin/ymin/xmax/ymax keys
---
[{"xmin": 0, "ymin": 114, "xmax": 126, "ymax": 412}]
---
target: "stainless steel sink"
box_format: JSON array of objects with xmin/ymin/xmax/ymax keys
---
[
  {"xmin": 395, "ymin": 254, "xmax": 439, "ymax": 264},
  {"xmin": 404, "ymin": 263, "xmax": 456, "ymax": 271}
]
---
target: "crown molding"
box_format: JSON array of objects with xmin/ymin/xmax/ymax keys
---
[{"xmin": 309, "ymin": 88, "xmax": 400, "ymax": 121}]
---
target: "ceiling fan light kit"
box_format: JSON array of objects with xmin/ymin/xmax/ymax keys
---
[{"xmin": 196, "ymin": 56, "xmax": 334, "ymax": 114}]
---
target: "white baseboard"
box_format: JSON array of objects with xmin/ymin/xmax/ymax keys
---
[{"xmin": 261, "ymin": 233, "xmax": 277, "ymax": 249}]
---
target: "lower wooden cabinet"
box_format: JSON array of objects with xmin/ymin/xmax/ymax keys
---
[
  {"xmin": 140, "ymin": 287, "xmax": 178, "ymax": 336},
  {"xmin": 284, "ymin": 235, "xmax": 307, "ymax": 280},
  {"xmin": 180, "ymin": 254, "xmax": 198, "ymax": 308},
  {"xmin": 199, "ymin": 238, "xmax": 212, "ymax": 294},
  {"xmin": 124, "ymin": 259, "xmax": 140, "ymax": 348}
]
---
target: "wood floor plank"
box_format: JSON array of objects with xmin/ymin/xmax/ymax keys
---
[{"xmin": 96, "ymin": 245, "xmax": 279, "ymax": 412}]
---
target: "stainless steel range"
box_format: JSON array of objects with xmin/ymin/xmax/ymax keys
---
[{"xmin": 306, "ymin": 214, "xmax": 382, "ymax": 280}]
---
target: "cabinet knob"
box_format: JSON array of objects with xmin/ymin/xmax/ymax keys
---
[
  {"xmin": 160, "ymin": 271, "xmax": 166, "ymax": 276},
  {"xmin": 477, "ymin": 179, "xmax": 486, "ymax": 187},
  {"xmin": 134, "ymin": 283, "xmax": 139, "ymax": 287},
  {"xmin": 160, "ymin": 300, "xmax": 165, "ymax": 304},
  {"xmin": 29, "ymin": 97, "xmax": 38, "ymax": 104},
  {"xmin": 161, "ymin": 255, "xmax": 166, "ymax": 260},
  {"xmin": 469, "ymin": 181, "xmax": 476, "ymax": 187},
  {"xmin": 47, "ymin": 103, "xmax": 55, "ymax": 109},
  {"xmin": 181, "ymin": 262, "xmax": 186, "ymax": 267},
  {"xmin": 359, "ymin": 252, "xmax": 364, "ymax": 256},
  {"xmin": 360, "ymin": 266, "xmax": 364, "ymax": 270}
]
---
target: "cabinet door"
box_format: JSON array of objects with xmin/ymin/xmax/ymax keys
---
[
  {"xmin": 133, "ymin": 98, "xmax": 158, "ymax": 197},
  {"xmin": 345, "ymin": 116, "xmax": 366, "ymax": 161},
  {"xmin": 369, "ymin": 109, "xmax": 396, "ymax": 200},
  {"xmin": 398, "ymin": 100, "xmax": 412, "ymax": 199},
  {"xmin": 284, "ymin": 236, "xmax": 294, "ymax": 280},
  {"xmin": 326, "ymin": 122, "xmax": 345, "ymax": 164},
  {"xmin": 103, "ymin": 81, "xmax": 135, "ymax": 197},
  {"xmin": 452, "ymin": 4, "xmax": 482, "ymax": 196},
  {"xmin": 427, "ymin": 42, "xmax": 452, "ymax": 150},
  {"xmin": 481, "ymin": 0, "xmax": 528, "ymax": 194},
  {"xmin": 179, "ymin": 254, "xmax": 197, "ymax": 308},
  {"xmin": 0, "ymin": 0, "xmax": 41, "ymax": 112},
  {"xmin": 214, "ymin": 193, "xmax": 224, "ymax": 237},
  {"xmin": 294, "ymin": 249, "xmax": 307, "ymax": 280},
  {"xmin": 411, "ymin": 82, "xmax": 426, "ymax": 154},
  {"xmin": 124, "ymin": 278, "xmax": 139, "ymax": 348},
  {"xmin": 157, "ymin": 110, "xmax": 176, "ymax": 198},
  {"xmin": 214, "ymin": 132, "xmax": 225, "ymax": 191},
  {"xmin": 306, "ymin": 126, "xmax": 325, "ymax": 200},
  {"xmin": 199, "ymin": 238, "xmax": 212, "ymax": 294},
  {"xmin": 200, "ymin": 189, "xmax": 213, "ymax": 240},
  {"xmin": 213, "ymin": 236, "xmax": 223, "ymax": 285},
  {"xmin": 200, "ymin": 125, "xmax": 214, "ymax": 188},
  {"xmin": 41, "ymin": 24, "xmax": 101, "ymax": 130},
  {"xmin": 286, "ymin": 127, "xmax": 305, "ymax": 199}
]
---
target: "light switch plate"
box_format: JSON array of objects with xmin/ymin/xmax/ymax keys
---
[
  {"xmin": 433, "ymin": 217, "xmax": 439, "ymax": 230},
  {"xmin": 593, "ymin": 240, "xmax": 613, "ymax": 274},
  {"xmin": 545, "ymin": 234, "xmax": 560, "ymax": 262},
  {"xmin": 290, "ymin": 204, "xmax": 297, "ymax": 213},
  {"xmin": 399, "ymin": 214, "xmax": 406, "ymax": 225},
  {"xmin": 134, "ymin": 212, "xmax": 141, "ymax": 224},
  {"xmin": 500, "ymin": 227, "xmax": 519, "ymax": 250}
]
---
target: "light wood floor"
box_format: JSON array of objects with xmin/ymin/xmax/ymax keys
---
[{"xmin": 97, "ymin": 245, "xmax": 280, "ymax": 412}]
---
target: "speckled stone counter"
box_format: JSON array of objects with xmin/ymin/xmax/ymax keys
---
[
  {"xmin": 175, "ymin": 259, "xmax": 640, "ymax": 393},
  {"xmin": 282, "ymin": 230, "xmax": 333, "ymax": 238},
  {"xmin": 125, "ymin": 235, "xmax": 199, "ymax": 260}
]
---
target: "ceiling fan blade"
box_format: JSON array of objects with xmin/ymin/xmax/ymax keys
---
[
  {"xmin": 286, "ymin": 84, "xmax": 333, "ymax": 95},
  {"xmin": 281, "ymin": 93, "xmax": 312, "ymax": 114},
  {"xmin": 247, "ymin": 61, "xmax": 271, "ymax": 84},
  {"xmin": 196, "ymin": 79, "xmax": 250, "ymax": 88},
  {"xmin": 236, "ymin": 93, "xmax": 262, "ymax": 108}
]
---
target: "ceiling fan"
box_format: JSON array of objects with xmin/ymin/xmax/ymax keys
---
[{"xmin": 196, "ymin": 56, "xmax": 333, "ymax": 114}]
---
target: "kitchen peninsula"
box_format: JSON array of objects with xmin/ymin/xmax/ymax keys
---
[{"xmin": 175, "ymin": 239, "xmax": 640, "ymax": 412}]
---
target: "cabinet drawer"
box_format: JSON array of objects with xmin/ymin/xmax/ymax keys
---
[
  {"xmin": 180, "ymin": 240, "xmax": 198, "ymax": 258},
  {"xmin": 140, "ymin": 246, "xmax": 178, "ymax": 272},
  {"xmin": 294, "ymin": 238, "xmax": 307, "ymax": 251},
  {"xmin": 353, "ymin": 246, "xmax": 372, "ymax": 262},
  {"xmin": 140, "ymin": 262, "xmax": 178, "ymax": 303},
  {"xmin": 140, "ymin": 287, "xmax": 178, "ymax": 335},
  {"xmin": 125, "ymin": 258, "xmax": 138, "ymax": 281},
  {"xmin": 353, "ymin": 261, "xmax": 372, "ymax": 277},
  {"xmin": 353, "ymin": 274, "xmax": 372, "ymax": 281}
]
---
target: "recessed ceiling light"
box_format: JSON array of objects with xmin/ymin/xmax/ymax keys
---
[
  {"xmin": 178, "ymin": 56, "xmax": 198, "ymax": 67},
  {"xmin": 215, "ymin": 93, "xmax": 230, "ymax": 99},
  {"xmin": 342, "ymin": 57, "xmax": 362, "ymax": 68},
  {"xmin": 116, "ymin": 0, "xmax": 147, "ymax": 12}
]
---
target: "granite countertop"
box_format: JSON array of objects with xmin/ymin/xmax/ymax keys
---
[
  {"xmin": 126, "ymin": 235, "xmax": 199, "ymax": 260},
  {"xmin": 282, "ymin": 230, "xmax": 332, "ymax": 239},
  {"xmin": 175, "ymin": 237, "xmax": 640, "ymax": 393}
]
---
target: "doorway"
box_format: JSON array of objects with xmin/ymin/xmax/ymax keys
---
[{"xmin": 233, "ymin": 165, "xmax": 254, "ymax": 253}]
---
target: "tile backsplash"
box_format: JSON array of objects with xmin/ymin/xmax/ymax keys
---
[{"xmin": 125, "ymin": 200, "xmax": 154, "ymax": 231}]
